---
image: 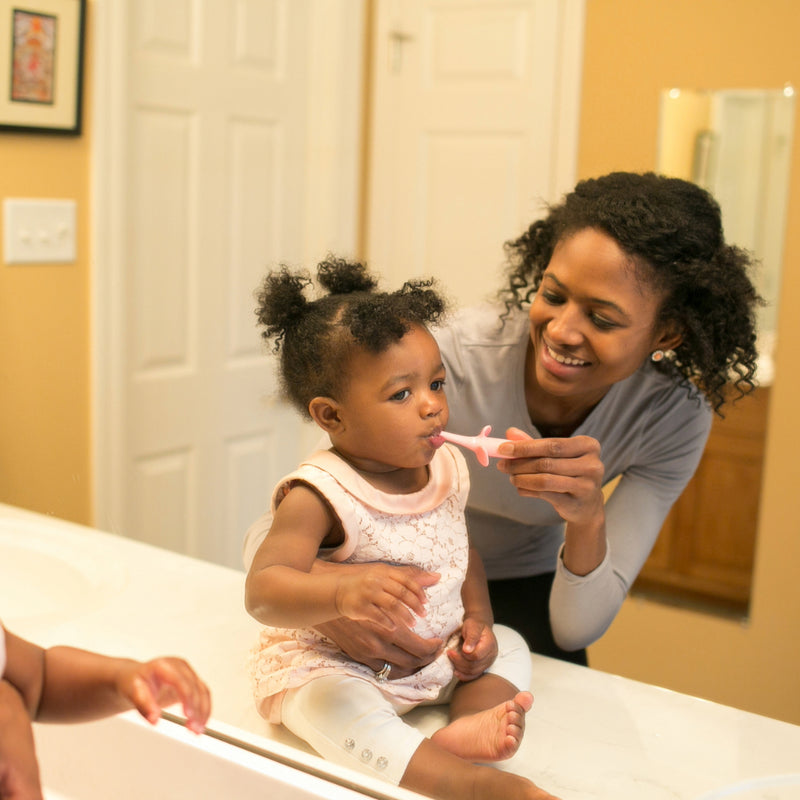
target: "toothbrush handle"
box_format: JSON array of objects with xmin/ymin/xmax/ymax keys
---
[{"xmin": 440, "ymin": 428, "xmax": 515, "ymax": 466}]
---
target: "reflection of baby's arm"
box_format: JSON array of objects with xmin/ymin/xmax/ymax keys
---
[{"xmin": 2, "ymin": 627, "xmax": 210, "ymax": 731}]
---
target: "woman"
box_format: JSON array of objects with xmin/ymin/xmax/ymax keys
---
[{"xmin": 245, "ymin": 171, "xmax": 760, "ymax": 672}]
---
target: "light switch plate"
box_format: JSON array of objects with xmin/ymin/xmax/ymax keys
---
[{"xmin": 3, "ymin": 198, "xmax": 77, "ymax": 264}]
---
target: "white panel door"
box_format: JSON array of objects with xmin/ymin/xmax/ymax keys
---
[
  {"xmin": 97, "ymin": 0, "xmax": 319, "ymax": 568},
  {"xmin": 366, "ymin": 0, "xmax": 584, "ymax": 306}
]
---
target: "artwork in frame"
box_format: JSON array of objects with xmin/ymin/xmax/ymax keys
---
[{"xmin": 0, "ymin": 0, "xmax": 86, "ymax": 135}]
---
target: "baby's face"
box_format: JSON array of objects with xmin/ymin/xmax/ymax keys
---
[{"xmin": 331, "ymin": 324, "xmax": 449, "ymax": 475}]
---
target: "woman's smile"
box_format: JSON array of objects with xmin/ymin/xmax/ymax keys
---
[{"xmin": 542, "ymin": 342, "xmax": 590, "ymax": 369}]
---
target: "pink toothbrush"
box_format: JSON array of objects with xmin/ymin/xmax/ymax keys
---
[{"xmin": 439, "ymin": 426, "xmax": 515, "ymax": 467}]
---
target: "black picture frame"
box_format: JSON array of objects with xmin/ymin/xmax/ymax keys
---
[{"xmin": 0, "ymin": 0, "xmax": 86, "ymax": 135}]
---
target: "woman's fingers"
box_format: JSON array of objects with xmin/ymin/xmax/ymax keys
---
[
  {"xmin": 315, "ymin": 617, "xmax": 442, "ymax": 677},
  {"xmin": 501, "ymin": 433, "xmax": 601, "ymax": 462},
  {"xmin": 496, "ymin": 433, "xmax": 605, "ymax": 523}
]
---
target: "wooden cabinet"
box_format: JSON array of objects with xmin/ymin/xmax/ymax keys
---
[{"xmin": 633, "ymin": 386, "xmax": 770, "ymax": 615}]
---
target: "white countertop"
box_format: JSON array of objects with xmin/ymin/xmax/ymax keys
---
[{"xmin": 2, "ymin": 503, "xmax": 799, "ymax": 799}]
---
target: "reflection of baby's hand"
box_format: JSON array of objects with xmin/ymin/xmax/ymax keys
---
[
  {"xmin": 335, "ymin": 564, "xmax": 439, "ymax": 631},
  {"xmin": 446, "ymin": 617, "xmax": 498, "ymax": 682},
  {"xmin": 119, "ymin": 657, "xmax": 211, "ymax": 734}
]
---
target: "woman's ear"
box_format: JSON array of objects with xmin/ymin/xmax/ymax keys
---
[
  {"xmin": 308, "ymin": 397, "xmax": 343, "ymax": 434},
  {"xmin": 654, "ymin": 322, "xmax": 683, "ymax": 353}
]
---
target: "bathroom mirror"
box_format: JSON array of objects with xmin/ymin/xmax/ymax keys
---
[
  {"xmin": 633, "ymin": 87, "xmax": 795, "ymax": 615},
  {"xmin": 657, "ymin": 86, "xmax": 795, "ymax": 383}
]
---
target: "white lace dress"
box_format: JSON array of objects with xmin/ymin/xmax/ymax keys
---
[{"xmin": 250, "ymin": 445, "xmax": 470, "ymax": 723}]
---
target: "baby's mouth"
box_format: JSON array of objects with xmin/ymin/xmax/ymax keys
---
[{"xmin": 427, "ymin": 427, "xmax": 445, "ymax": 447}]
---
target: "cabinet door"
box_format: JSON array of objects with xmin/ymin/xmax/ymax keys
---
[{"xmin": 634, "ymin": 386, "xmax": 770, "ymax": 614}]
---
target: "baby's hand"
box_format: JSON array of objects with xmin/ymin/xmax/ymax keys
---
[
  {"xmin": 335, "ymin": 564, "xmax": 439, "ymax": 631},
  {"xmin": 447, "ymin": 617, "xmax": 498, "ymax": 681},
  {"xmin": 118, "ymin": 657, "xmax": 211, "ymax": 734}
]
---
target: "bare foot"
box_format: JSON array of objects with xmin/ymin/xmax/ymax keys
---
[{"xmin": 430, "ymin": 690, "xmax": 533, "ymax": 762}]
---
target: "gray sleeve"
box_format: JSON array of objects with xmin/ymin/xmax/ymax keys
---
[{"xmin": 549, "ymin": 394, "xmax": 713, "ymax": 651}]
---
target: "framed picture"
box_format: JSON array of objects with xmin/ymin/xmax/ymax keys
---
[{"xmin": 0, "ymin": 0, "xmax": 86, "ymax": 135}]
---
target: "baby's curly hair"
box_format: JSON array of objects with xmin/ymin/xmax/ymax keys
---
[
  {"xmin": 501, "ymin": 171, "xmax": 763, "ymax": 414},
  {"xmin": 255, "ymin": 256, "xmax": 447, "ymax": 418}
]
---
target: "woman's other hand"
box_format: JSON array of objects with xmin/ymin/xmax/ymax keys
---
[
  {"xmin": 315, "ymin": 616, "xmax": 443, "ymax": 679},
  {"xmin": 334, "ymin": 563, "xmax": 439, "ymax": 631}
]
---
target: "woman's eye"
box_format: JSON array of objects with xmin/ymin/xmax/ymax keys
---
[
  {"xmin": 541, "ymin": 290, "xmax": 564, "ymax": 305},
  {"xmin": 590, "ymin": 313, "xmax": 617, "ymax": 330},
  {"xmin": 390, "ymin": 389, "xmax": 411, "ymax": 402}
]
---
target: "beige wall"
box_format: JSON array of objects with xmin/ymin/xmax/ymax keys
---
[
  {"xmin": 581, "ymin": 0, "xmax": 800, "ymax": 725},
  {"xmin": 0, "ymin": 4, "xmax": 93, "ymax": 524}
]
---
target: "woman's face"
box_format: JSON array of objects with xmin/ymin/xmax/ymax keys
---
[{"xmin": 528, "ymin": 228, "xmax": 676, "ymax": 408}]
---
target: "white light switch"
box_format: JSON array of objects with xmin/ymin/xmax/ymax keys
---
[{"xmin": 3, "ymin": 198, "xmax": 77, "ymax": 264}]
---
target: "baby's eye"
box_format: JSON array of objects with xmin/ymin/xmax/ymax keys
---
[
  {"xmin": 390, "ymin": 388, "xmax": 411, "ymax": 402},
  {"xmin": 430, "ymin": 379, "xmax": 445, "ymax": 392}
]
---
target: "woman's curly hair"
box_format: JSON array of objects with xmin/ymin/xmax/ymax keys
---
[
  {"xmin": 500, "ymin": 172, "xmax": 763, "ymax": 413},
  {"xmin": 255, "ymin": 256, "xmax": 446, "ymax": 418}
]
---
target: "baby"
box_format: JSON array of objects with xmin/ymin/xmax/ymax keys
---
[{"xmin": 245, "ymin": 257, "xmax": 556, "ymax": 800}]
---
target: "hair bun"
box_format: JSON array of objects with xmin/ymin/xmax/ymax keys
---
[
  {"xmin": 317, "ymin": 256, "xmax": 378, "ymax": 295},
  {"xmin": 254, "ymin": 267, "xmax": 311, "ymax": 346}
]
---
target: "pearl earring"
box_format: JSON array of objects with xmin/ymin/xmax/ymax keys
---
[{"xmin": 650, "ymin": 349, "xmax": 674, "ymax": 362}]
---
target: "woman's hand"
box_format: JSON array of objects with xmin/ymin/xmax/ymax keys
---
[
  {"xmin": 497, "ymin": 428, "xmax": 607, "ymax": 575},
  {"xmin": 334, "ymin": 563, "xmax": 439, "ymax": 631},
  {"xmin": 315, "ymin": 616, "xmax": 443, "ymax": 679},
  {"xmin": 313, "ymin": 561, "xmax": 443, "ymax": 677},
  {"xmin": 497, "ymin": 429, "xmax": 605, "ymax": 525}
]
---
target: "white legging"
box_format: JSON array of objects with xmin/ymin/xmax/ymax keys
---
[{"xmin": 281, "ymin": 624, "xmax": 531, "ymax": 785}]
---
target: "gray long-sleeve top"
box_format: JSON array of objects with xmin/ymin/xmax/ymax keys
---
[{"xmin": 434, "ymin": 304, "xmax": 712, "ymax": 650}]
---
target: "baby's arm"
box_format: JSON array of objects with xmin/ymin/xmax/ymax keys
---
[
  {"xmin": 2, "ymin": 629, "xmax": 210, "ymax": 733},
  {"xmin": 447, "ymin": 548, "xmax": 498, "ymax": 681},
  {"xmin": 0, "ymin": 679, "xmax": 44, "ymax": 800},
  {"xmin": 245, "ymin": 484, "xmax": 434, "ymax": 631}
]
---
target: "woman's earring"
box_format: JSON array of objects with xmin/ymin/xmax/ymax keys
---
[{"xmin": 650, "ymin": 349, "xmax": 675, "ymax": 363}]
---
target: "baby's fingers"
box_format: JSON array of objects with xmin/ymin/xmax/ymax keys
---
[
  {"xmin": 395, "ymin": 575, "xmax": 435, "ymax": 617},
  {"xmin": 133, "ymin": 659, "xmax": 211, "ymax": 734},
  {"xmin": 127, "ymin": 673, "xmax": 163, "ymax": 726},
  {"xmin": 382, "ymin": 566, "xmax": 438, "ymax": 617}
]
